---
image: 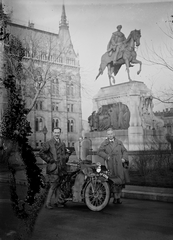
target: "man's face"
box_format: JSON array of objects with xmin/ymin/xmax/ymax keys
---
[
  {"xmin": 117, "ymin": 25, "xmax": 122, "ymax": 31},
  {"xmin": 53, "ymin": 129, "xmax": 61, "ymax": 141},
  {"xmin": 107, "ymin": 130, "xmax": 114, "ymax": 140}
]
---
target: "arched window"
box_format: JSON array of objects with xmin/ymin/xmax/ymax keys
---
[
  {"xmin": 67, "ymin": 104, "xmax": 74, "ymax": 112},
  {"xmin": 52, "ymin": 102, "xmax": 59, "ymax": 112},
  {"xmin": 35, "ymin": 100, "xmax": 43, "ymax": 111},
  {"xmin": 52, "ymin": 78, "xmax": 59, "ymax": 96},
  {"xmin": 70, "ymin": 120, "xmax": 74, "ymax": 132},
  {"xmin": 40, "ymin": 101, "xmax": 43, "ymax": 110},
  {"xmin": 35, "ymin": 118, "xmax": 38, "ymax": 131},
  {"xmin": 67, "ymin": 119, "xmax": 74, "ymax": 133},
  {"xmin": 67, "ymin": 83, "xmax": 74, "ymax": 97},
  {"xmin": 35, "ymin": 117, "xmax": 44, "ymax": 131},
  {"xmin": 52, "ymin": 118, "xmax": 60, "ymax": 131},
  {"xmin": 67, "ymin": 84, "xmax": 70, "ymax": 95},
  {"xmin": 71, "ymin": 84, "xmax": 74, "ymax": 96}
]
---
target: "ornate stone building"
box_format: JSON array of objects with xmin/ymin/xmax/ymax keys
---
[{"xmin": 0, "ymin": 4, "xmax": 82, "ymax": 148}]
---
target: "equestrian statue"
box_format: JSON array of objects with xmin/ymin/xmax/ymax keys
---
[{"xmin": 95, "ymin": 25, "xmax": 142, "ymax": 86}]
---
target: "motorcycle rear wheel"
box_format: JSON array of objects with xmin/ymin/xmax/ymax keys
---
[{"xmin": 84, "ymin": 180, "xmax": 110, "ymax": 211}]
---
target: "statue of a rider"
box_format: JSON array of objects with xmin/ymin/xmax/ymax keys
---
[{"xmin": 107, "ymin": 25, "xmax": 126, "ymax": 64}]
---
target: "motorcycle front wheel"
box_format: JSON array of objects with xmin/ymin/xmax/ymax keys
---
[{"xmin": 84, "ymin": 180, "xmax": 110, "ymax": 211}]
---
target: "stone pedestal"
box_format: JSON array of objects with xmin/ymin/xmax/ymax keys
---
[
  {"xmin": 86, "ymin": 81, "xmax": 165, "ymax": 151},
  {"xmin": 128, "ymin": 126, "xmax": 144, "ymax": 150}
]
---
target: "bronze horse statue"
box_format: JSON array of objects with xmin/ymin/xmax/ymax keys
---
[{"xmin": 95, "ymin": 29, "xmax": 142, "ymax": 85}]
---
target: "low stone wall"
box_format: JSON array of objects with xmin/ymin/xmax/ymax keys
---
[
  {"xmin": 33, "ymin": 147, "xmax": 173, "ymax": 172},
  {"xmin": 86, "ymin": 149, "xmax": 173, "ymax": 169}
]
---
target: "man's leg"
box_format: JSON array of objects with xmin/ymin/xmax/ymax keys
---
[
  {"xmin": 45, "ymin": 186, "xmax": 54, "ymax": 209},
  {"xmin": 113, "ymin": 47, "xmax": 119, "ymax": 64},
  {"xmin": 45, "ymin": 175, "xmax": 59, "ymax": 209},
  {"xmin": 113, "ymin": 185, "xmax": 122, "ymax": 204}
]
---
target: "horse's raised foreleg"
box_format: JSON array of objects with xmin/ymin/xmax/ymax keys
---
[
  {"xmin": 131, "ymin": 58, "xmax": 142, "ymax": 75},
  {"xmin": 125, "ymin": 59, "xmax": 132, "ymax": 82}
]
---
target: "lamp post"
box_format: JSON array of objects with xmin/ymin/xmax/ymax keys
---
[
  {"xmin": 152, "ymin": 120, "xmax": 155, "ymax": 130},
  {"xmin": 42, "ymin": 125, "xmax": 48, "ymax": 143},
  {"xmin": 79, "ymin": 137, "xmax": 82, "ymax": 161}
]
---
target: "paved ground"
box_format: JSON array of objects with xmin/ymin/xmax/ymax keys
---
[
  {"xmin": 31, "ymin": 198, "xmax": 173, "ymax": 240},
  {"xmin": 0, "ymin": 182, "xmax": 28, "ymax": 240},
  {"xmin": 0, "ymin": 163, "xmax": 173, "ymax": 240}
]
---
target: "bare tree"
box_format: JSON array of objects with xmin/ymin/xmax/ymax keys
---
[
  {"xmin": 141, "ymin": 16, "xmax": 173, "ymax": 104},
  {"xmin": 1, "ymin": 21, "xmax": 83, "ymax": 159},
  {"xmin": 4, "ymin": 28, "xmax": 80, "ymax": 113}
]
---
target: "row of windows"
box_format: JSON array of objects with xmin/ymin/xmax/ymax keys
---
[
  {"xmin": 35, "ymin": 82, "xmax": 75, "ymax": 98},
  {"xmin": 35, "ymin": 101, "xmax": 74, "ymax": 112},
  {"xmin": 51, "ymin": 81, "xmax": 75, "ymax": 97},
  {"xmin": 24, "ymin": 50, "xmax": 75, "ymax": 65},
  {"xmin": 164, "ymin": 119, "xmax": 173, "ymax": 124},
  {"xmin": 35, "ymin": 117, "xmax": 75, "ymax": 133},
  {"xmin": 66, "ymin": 58, "xmax": 75, "ymax": 65},
  {"xmin": 4, "ymin": 36, "xmax": 76, "ymax": 66},
  {"xmin": 35, "ymin": 103, "xmax": 75, "ymax": 112}
]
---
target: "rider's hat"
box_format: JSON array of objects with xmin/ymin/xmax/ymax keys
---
[{"xmin": 117, "ymin": 25, "xmax": 122, "ymax": 29}]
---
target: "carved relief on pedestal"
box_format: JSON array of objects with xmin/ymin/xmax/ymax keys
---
[
  {"xmin": 90, "ymin": 82, "xmax": 164, "ymax": 134},
  {"xmin": 88, "ymin": 102, "xmax": 130, "ymax": 131},
  {"xmin": 139, "ymin": 94, "xmax": 164, "ymax": 129}
]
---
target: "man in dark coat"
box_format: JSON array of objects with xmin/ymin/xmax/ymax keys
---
[
  {"xmin": 97, "ymin": 128, "xmax": 130, "ymax": 204},
  {"xmin": 39, "ymin": 127, "xmax": 69, "ymax": 209}
]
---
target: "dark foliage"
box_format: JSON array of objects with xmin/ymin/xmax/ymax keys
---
[{"xmin": 1, "ymin": 38, "xmax": 48, "ymax": 226}]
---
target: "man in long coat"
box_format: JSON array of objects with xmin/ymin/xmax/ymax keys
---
[
  {"xmin": 97, "ymin": 128, "xmax": 130, "ymax": 204},
  {"xmin": 39, "ymin": 127, "xmax": 69, "ymax": 209}
]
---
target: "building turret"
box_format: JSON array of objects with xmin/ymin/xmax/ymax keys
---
[
  {"xmin": 58, "ymin": 4, "xmax": 73, "ymax": 53},
  {"xmin": 59, "ymin": 4, "xmax": 69, "ymax": 29}
]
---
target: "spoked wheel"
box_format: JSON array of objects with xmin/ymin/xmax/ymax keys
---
[{"xmin": 84, "ymin": 180, "xmax": 110, "ymax": 211}]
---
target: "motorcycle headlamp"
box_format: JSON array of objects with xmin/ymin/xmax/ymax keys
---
[
  {"xmin": 96, "ymin": 162, "xmax": 101, "ymax": 173},
  {"xmin": 96, "ymin": 167, "xmax": 101, "ymax": 173}
]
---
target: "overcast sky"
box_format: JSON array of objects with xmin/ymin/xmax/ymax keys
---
[{"xmin": 3, "ymin": 0, "xmax": 173, "ymax": 120}]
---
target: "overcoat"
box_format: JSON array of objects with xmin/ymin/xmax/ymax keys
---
[
  {"xmin": 39, "ymin": 138, "xmax": 67, "ymax": 175},
  {"xmin": 97, "ymin": 137, "xmax": 130, "ymax": 185}
]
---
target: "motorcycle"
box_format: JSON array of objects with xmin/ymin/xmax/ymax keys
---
[{"xmin": 55, "ymin": 160, "xmax": 115, "ymax": 211}]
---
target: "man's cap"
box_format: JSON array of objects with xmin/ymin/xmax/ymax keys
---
[{"xmin": 117, "ymin": 25, "xmax": 122, "ymax": 29}]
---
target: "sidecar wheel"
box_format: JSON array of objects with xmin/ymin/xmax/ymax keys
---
[{"xmin": 84, "ymin": 181, "xmax": 110, "ymax": 211}]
